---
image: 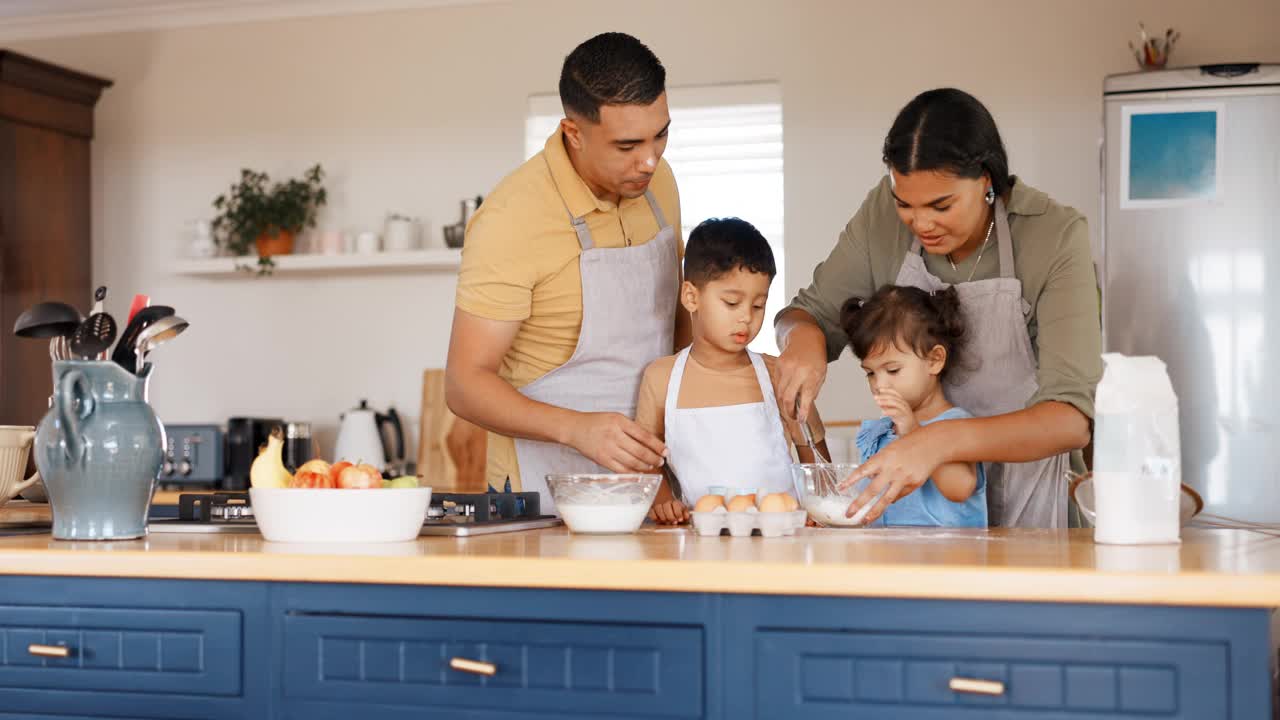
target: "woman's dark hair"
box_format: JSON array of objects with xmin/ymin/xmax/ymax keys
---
[
  {"xmin": 559, "ymin": 33, "xmax": 666, "ymax": 123},
  {"xmin": 683, "ymin": 217, "xmax": 776, "ymax": 286},
  {"xmin": 882, "ymin": 88, "xmax": 1013, "ymax": 197},
  {"xmin": 840, "ymin": 285, "xmax": 967, "ymax": 382}
]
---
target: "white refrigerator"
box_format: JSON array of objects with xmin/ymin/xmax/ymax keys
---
[{"xmin": 1103, "ymin": 63, "xmax": 1280, "ymax": 522}]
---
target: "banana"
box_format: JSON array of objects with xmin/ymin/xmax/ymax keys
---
[{"xmin": 250, "ymin": 427, "xmax": 292, "ymax": 489}]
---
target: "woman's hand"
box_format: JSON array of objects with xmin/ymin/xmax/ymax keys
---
[
  {"xmin": 874, "ymin": 389, "xmax": 918, "ymax": 436},
  {"xmin": 839, "ymin": 427, "xmax": 944, "ymax": 523},
  {"xmin": 775, "ymin": 311, "xmax": 830, "ymax": 422}
]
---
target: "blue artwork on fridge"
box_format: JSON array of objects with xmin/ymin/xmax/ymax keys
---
[{"xmin": 1127, "ymin": 110, "xmax": 1219, "ymax": 202}]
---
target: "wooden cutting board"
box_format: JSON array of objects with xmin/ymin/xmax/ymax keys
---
[{"xmin": 418, "ymin": 369, "xmax": 487, "ymax": 493}]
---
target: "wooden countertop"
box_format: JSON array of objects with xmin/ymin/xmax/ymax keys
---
[{"xmin": 2, "ymin": 502, "xmax": 1280, "ymax": 606}]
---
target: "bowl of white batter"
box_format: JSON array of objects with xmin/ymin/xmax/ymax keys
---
[
  {"xmin": 546, "ymin": 474, "xmax": 661, "ymax": 534},
  {"xmin": 791, "ymin": 463, "xmax": 882, "ymax": 527}
]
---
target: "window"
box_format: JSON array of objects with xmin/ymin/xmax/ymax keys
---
[{"xmin": 525, "ymin": 82, "xmax": 785, "ymax": 353}]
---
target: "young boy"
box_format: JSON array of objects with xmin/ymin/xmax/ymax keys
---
[{"xmin": 636, "ymin": 218, "xmax": 828, "ymax": 524}]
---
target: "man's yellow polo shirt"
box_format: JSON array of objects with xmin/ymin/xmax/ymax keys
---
[{"xmin": 455, "ymin": 127, "xmax": 683, "ymax": 489}]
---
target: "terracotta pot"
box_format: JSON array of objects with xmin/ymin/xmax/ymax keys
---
[{"xmin": 255, "ymin": 230, "xmax": 295, "ymax": 257}]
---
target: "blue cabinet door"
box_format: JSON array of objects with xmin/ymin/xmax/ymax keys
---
[
  {"xmin": 756, "ymin": 629, "xmax": 1226, "ymax": 718},
  {"xmin": 723, "ymin": 595, "xmax": 1273, "ymax": 720},
  {"xmin": 0, "ymin": 576, "xmax": 271, "ymax": 720},
  {"xmin": 0, "ymin": 605, "xmax": 241, "ymax": 695},
  {"xmin": 281, "ymin": 612, "xmax": 704, "ymax": 718}
]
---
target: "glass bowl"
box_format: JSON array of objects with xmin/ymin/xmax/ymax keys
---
[
  {"xmin": 790, "ymin": 463, "xmax": 881, "ymax": 527},
  {"xmin": 546, "ymin": 474, "xmax": 661, "ymax": 534}
]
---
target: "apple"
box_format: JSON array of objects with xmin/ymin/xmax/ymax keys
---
[
  {"xmin": 329, "ymin": 461, "xmax": 353, "ymax": 486},
  {"xmin": 386, "ymin": 476, "xmax": 419, "ymax": 489},
  {"xmin": 289, "ymin": 458, "xmax": 333, "ymax": 488},
  {"xmin": 337, "ymin": 463, "xmax": 382, "ymax": 489}
]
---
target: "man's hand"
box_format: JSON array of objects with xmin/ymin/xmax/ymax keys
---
[{"xmin": 565, "ymin": 412, "xmax": 667, "ymax": 473}]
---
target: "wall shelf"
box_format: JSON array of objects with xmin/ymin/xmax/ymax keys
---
[{"xmin": 173, "ymin": 248, "xmax": 462, "ymax": 277}]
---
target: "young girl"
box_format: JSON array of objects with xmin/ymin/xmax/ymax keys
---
[{"xmin": 840, "ymin": 285, "xmax": 987, "ymax": 527}]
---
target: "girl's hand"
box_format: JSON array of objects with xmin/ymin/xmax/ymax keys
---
[
  {"xmin": 648, "ymin": 499, "xmax": 689, "ymax": 525},
  {"xmin": 875, "ymin": 389, "xmax": 919, "ymax": 436},
  {"xmin": 838, "ymin": 428, "xmax": 942, "ymax": 524}
]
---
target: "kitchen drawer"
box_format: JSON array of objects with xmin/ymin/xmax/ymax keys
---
[
  {"xmin": 756, "ymin": 629, "xmax": 1226, "ymax": 718},
  {"xmin": 283, "ymin": 612, "xmax": 703, "ymax": 718},
  {"xmin": 0, "ymin": 605, "xmax": 241, "ymax": 697}
]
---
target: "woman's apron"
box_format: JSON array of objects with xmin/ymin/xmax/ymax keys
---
[
  {"xmin": 514, "ymin": 182, "xmax": 679, "ymax": 512},
  {"xmin": 893, "ymin": 198, "xmax": 1071, "ymax": 527},
  {"xmin": 663, "ymin": 348, "xmax": 795, "ymax": 503}
]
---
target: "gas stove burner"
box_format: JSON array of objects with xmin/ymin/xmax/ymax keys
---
[
  {"xmin": 148, "ymin": 490, "xmax": 561, "ymax": 536},
  {"xmin": 427, "ymin": 491, "xmax": 542, "ymax": 522}
]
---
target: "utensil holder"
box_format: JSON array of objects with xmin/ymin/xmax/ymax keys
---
[{"xmin": 34, "ymin": 360, "xmax": 165, "ymax": 540}]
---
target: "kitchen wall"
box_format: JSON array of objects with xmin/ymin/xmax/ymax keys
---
[{"xmin": 12, "ymin": 0, "xmax": 1280, "ymax": 458}]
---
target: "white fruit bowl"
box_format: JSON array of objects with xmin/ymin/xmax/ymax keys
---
[{"xmin": 250, "ymin": 487, "xmax": 432, "ymax": 543}]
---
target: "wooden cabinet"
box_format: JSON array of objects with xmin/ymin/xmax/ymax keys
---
[{"xmin": 0, "ymin": 51, "xmax": 111, "ymax": 427}]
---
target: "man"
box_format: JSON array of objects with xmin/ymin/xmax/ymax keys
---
[{"xmin": 445, "ymin": 33, "xmax": 689, "ymax": 507}]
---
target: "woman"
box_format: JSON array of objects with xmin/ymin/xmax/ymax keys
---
[{"xmin": 776, "ymin": 88, "xmax": 1102, "ymax": 528}]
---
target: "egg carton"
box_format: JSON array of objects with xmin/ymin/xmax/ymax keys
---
[{"xmin": 690, "ymin": 509, "xmax": 808, "ymax": 538}]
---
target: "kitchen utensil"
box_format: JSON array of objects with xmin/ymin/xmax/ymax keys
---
[
  {"xmin": 333, "ymin": 400, "xmax": 403, "ymax": 471},
  {"xmin": 791, "ymin": 463, "xmax": 882, "ymax": 527},
  {"xmin": 34, "ymin": 360, "xmax": 164, "ymax": 540},
  {"xmin": 13, "ymin": 301, "xmax": 83, "ymax": 339},
  {"xmin": 250, "ymin": 487, "xmax": 432, "ymax": 543},
  {"xmin": 545, "ymin": 474, "xmax": 661, "ymax": 534},
  {"xmin": 111, "ymin": 305, "xmax": 175, "ymax": 372},
  {"xmin": 132, "ymin": 315, "xmax": 189, "ymax": 373},
  {"xmin": 126, "ymin": 294, "xmax": 150, "ymax": 325},
  {"xmin": 796, "ymin": 398, "xmax": 839, "ymax": 490},
  {"xmin": 90, "ymin": 286, "xmax": 106, "ymax": 315},
  {"xmin": 0, "ymin": 426, "xmax": 41, "ymax": 507},
  {"xmin": 70, "ymin": 311, "xmax": 117, "ymax": 360}
]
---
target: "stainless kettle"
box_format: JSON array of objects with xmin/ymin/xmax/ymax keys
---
[{"xmin": 332, "ymin": 399, "xmax": 404, "ymax": 473}]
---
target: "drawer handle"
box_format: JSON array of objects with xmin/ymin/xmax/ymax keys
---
[
  {"xmin": 949, "ymin": 677, "xmax": 1005, "ymax": 696},
  {"xmin": 449, "ymin": 657, "xmax": 496, "ymax": 676},
  {"xmin": 28, "ymin": 644, "xmax": 70, "ymax": 659}
]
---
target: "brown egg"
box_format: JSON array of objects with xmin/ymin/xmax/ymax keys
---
[
  {"xmin": 693, "ymin": 494, "xmax": 725, "ymax": 513},
  {"xmin": 726, "ymin": 494, "xmax": 757, "ymax": 513},
  {"xmin": 781, "ymin": 493, "xmax": 800, "ymax": 512},
  {"xmin": 759, "ymin": 493, "xmax": 789, "ymax": 513}
]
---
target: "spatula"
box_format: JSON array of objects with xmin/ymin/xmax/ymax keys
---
[{"xmin": 71, "ymin": 311, "xmax": 117, "ymax": 360}]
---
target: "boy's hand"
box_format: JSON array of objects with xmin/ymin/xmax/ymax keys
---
[
  {"xmin": 875, "ymin": 389, "xmax": 918, "ymax": 436},
  {"xmin": 649, "ymin": 499, "xmax": 689, "ymax": 525}
]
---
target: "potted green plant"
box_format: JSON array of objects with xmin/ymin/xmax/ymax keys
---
[{"xmin": 211, "ymin": 164, "xmax": 327, "ymax": 274}]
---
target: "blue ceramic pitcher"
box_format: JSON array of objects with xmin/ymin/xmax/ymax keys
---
[{"xmin": 34, "ymin": 360, "xmax": 165, "ymax": 540}]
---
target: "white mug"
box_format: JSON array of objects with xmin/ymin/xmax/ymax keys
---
[
  {"xmin": 384, "ymin": 217, "xmax": 419, "ymax": 252},
  {"xmin": 355, "ymin": 231, "xmax": 381, "ymax": 254},
  {"xmin": 0, "ymin": 426, "xmax": 39, "ymax": 506}
]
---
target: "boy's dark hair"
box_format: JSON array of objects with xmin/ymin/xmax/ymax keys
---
[
  {"xmin": 559, "ymin": 33, "xmax": 666, "ymax": 123},
  {"xmin": 840, "ymin": 285, "xmax": 968, "ymax": 382},
  {"xmin": 883, "ymin": 88, "xmax": 1014, "ymax": 197},
  {"xmin": 683, "ymin": 218, "xmax": 776, "ymax": 286}
]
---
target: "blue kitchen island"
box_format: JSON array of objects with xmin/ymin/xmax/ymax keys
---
[{"xmin": 0, "ymin": 513, "xmax": 1274, "ymax": 719}]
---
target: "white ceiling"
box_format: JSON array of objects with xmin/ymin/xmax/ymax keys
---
[{"xmin": 0, "ymin": 0, "xmax": 495, "ymax": 42}]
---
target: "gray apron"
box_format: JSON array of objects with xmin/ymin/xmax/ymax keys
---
[
  {"xmin": 894, "ymin": 198, "xmax": 1070, "ymax": 528},
  {"xmin": 514, "ymin": 184, "xmax": 679, "ymax": 512}
]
